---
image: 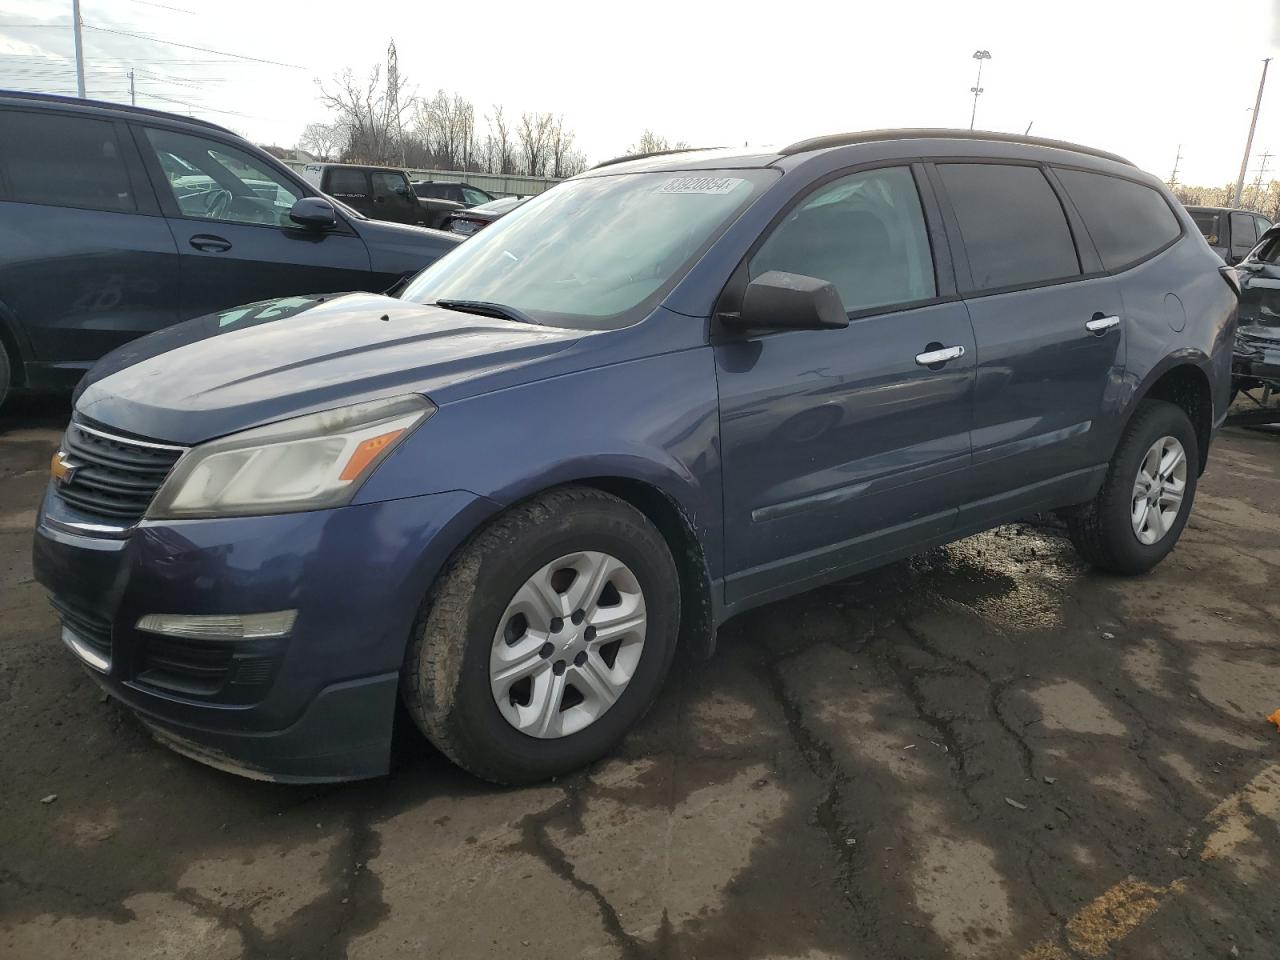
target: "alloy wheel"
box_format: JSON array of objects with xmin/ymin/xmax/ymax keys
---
[{"xmin": 1131, "ymin": 435, "xmax": 1188, "ymax": 545}]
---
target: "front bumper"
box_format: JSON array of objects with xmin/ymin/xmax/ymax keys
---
[
  {"xmin": 33, "ymin": 486, "xmax": 493, "ymax": 782},
  {"xmin": 1233, "ymin": 327, "xmax": 1280, "ymax": 387}
]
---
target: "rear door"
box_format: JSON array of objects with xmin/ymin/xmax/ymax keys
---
[
  {"xmin": 135, "ymin": 125, "xmax": 373, "ymax": 321},
  {"xmin": 933, "ymin": 161, "xmax": 1127, "ymax": 524},
  {"xmin": 322, "ymin": 167, "xmax": 373, "ymax": 216},
  {"xmin": 0, "ymin": 106, "xmax": 178, "ymax": 370},
  {"xmin": 1229, "ymin": 211, "xmax": 1258, "ymax": 264},
  {"xmin": 715, "ymin": 164, "xmax": 976, "ymax": 605},
  {"xmin": 370, "ymin": 170, "xmax": 426, "ymax": 226}
]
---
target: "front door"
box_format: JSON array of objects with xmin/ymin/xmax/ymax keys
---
[
  {"xmin": 716, "ymin": 165, "xmax": 976, "ymax": 606},
  {"xmin": 370, "ymin": 170, "xmax": 426, "ymax": 226},
  {"xmin": 932, "ymin": 161, "xmax": 1126, "ymax": 524},
  {"xmin": 135, "ymin": 126, "xmax": 374, "ymax": 321}
]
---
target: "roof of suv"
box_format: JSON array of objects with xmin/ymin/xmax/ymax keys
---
[
  {"xmin": 587, "ymin": 129, "xmax": 1135, "ymax": 176},
  {"xmin": 0, "ymin": 89, "xmax": 236, "ymax": 135}
]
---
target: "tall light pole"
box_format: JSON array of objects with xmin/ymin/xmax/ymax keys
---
[
  {"xmin": 1234, "ymin": 59, "xmax": 1271, "ymax": 207},
  {"xmin": 71, "ymin": 0, "xmax": 86, "ymax": 98},
  {"xmin": 969, "ymin": 49, "xmax": 991, "ymax": 130}
]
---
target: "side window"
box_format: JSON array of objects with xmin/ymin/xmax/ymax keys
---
[
  {"xmin": 143, "ymin": 127, "xmax": 300, "ymax": 227},
  {"xmin": 371, "ymin": 170, "xmax": 413, "ymax": 200},
  {"xmin": 325, "ymin": 168, "xmax": 369, "ymax": 199},
  {"xmin": 749, "ymin": 166, "xmax": 936, "ymax": 313},
  {"xmin": 1054, "ymin": 169, "xmax": 1181, "ymax": 270},
  {"xmin": 462, "ymin": 186, "xmax": 490, "ymax": 205},
  {"xmin": 1255, "ymin": 215, "xmax": 1271, "ymax": 239},
  {"xmin": 1230, "ymin": 211, "xmax": 1257, "ymax": 258},
  {"xmin": 0, "ymin": 109, "xmax": 134, "ymax": 213},
  {"xmin": 938, "ymin": 163, "xmax": 1079, "ymax": 291}
]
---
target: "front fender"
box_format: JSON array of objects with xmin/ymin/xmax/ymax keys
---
[{"xmin": 354, "ymin": 345, "xmax": 725, "ymax": 578}]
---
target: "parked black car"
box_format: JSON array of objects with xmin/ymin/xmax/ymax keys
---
[
  {"xmin": 1186, "ymin": 205, "xmax": 1272, "ymax": 264},
  {"xmin": 1231, "ymin": 224, "xmax": 1280, "ymax": 402},
  {"xmin": 0, "ymin": 92, "xmax": 462, "ymax": 405},
  {"xmin": 302, "ymin": 163, "xmax": 462, "ymax": 228},
  {"xmin": 412, "ymin": 180, "xmax": 496, "ymax": 207},
  {"xmin": 443, "ymin": 195, "xmax": 527, "ymax": 236}
]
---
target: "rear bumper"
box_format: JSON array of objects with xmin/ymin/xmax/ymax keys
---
[{"xmin": 32, "ymin": 486, "xmax": 494, "ymax": 782}]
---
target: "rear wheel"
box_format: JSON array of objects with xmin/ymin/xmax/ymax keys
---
[
  {"xmin": 402, "ymin": 486, "xmax": 680, "ymax": 784},
  {"xmin": 1064, "ymin": 400, "xmax": 1198, "ymax": 575},
  {"xmin": 0, "ymin": 339, "xmax": 11, "ymax": 410}
]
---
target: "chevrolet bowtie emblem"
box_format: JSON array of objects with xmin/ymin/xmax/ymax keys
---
[{"xmin": 50, "ymin": 451, "xmax": 78, "ymax": 486}]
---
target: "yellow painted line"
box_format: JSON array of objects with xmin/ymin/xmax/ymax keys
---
[{"xmin": 1018, "ymin": 763, "xmax": 1280, "ymax": 959}]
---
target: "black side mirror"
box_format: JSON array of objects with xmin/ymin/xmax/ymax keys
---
[
  {"xmin": 721, "ymin": 271, "xmax": 849, "ymax": 333},
  {"xmin": 289, "ymin": 197, "xmax": 338, "ymax": 230}
]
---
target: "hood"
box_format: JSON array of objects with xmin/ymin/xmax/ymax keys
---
[{"xmin": 76, "ymin": 293, "xmax": 583, "ymax": 444}]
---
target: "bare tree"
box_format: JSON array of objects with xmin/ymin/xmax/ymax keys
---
[
  {"xmin": 488, "ymin": 105, "xmax": 515, "ymax": 175},
  {"xmin": 549, "ymin": 115, "xmax": 587, "ymax": 179},
  {"xmin": 414, "ymin": 90, "xmax": 477, "ymax": 170},
  {"xmin": 517, "ymin": 111, "xmax": 554, "ymax": 177},
  {"xmin": 298, "ymin": 121, "xmax": 348, "ymax": 161},
  {"xmin": 625, "ymin": 129, "xmax": 691, "ymax": 154},
  {"xmin": 316, "ymin": 63, "xmax": 413, "ymax": 165}
]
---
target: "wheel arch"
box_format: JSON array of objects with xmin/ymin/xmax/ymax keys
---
[
  {"xmin": 0, "ymin": 299, "xmax": 31, "ymax": 389},
  {"xmin": 1126, "ymin": 356, "xmax": 1215, "ymax": 473}
]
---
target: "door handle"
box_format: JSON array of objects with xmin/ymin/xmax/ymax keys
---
[
  {"xmin": 915, "ymin": 345, "xmax": 965, "ymax": 366},
  {"xmin": 189, "ymin": 234, "xmax": 231, "ymax": 253},
  {"xmin": 1085, "ymin": 314, "xmax": 1120, "ymax": 335}
]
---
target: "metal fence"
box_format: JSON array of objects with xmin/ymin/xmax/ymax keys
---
[{"xmin": 280, "ymin": 161, "xmax": 560, "ymax": 198}]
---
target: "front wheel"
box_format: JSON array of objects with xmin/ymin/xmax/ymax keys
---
[
  {"xmin": 1064, "ymin": 399, "xmax": 1199, "ymax": 575},
  {"xmin": 402, "ymin": 486, "xmax": 680, "ymax": 784}
]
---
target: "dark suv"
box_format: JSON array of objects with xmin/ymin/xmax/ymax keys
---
[
  {"xmin": 412, "ymin": 180, "xmax": 496, "ymax": 207},
  {"xmin": 0, "ymin": 92, "xmax": 461, "ymax": 405},
  {"xmin": 34, "ymin": 130, "xmax": 1235, "ymax": 785},
  {"xmin": 1186, "ymin": 205, "xmax": 1272, "ymax": 264}
]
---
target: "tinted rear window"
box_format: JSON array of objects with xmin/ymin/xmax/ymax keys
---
[
  {"xmin": 0, "ymin": 109, "xmax": 134, "ymax": 213},
  {"xmin": 325, "ymin": 168, "xmax": 368, "ymax": 196},
  {"xmin": 1189, "ymin": 210, "xmax": 1224, "ymax": 245},
  {"xmin": 938, "ymin": 163, "xmax": 1079, "ymax": 291},
  {"xmin": 1055, "ymin": 169, "xmax": 1181, "ymax": 270}
]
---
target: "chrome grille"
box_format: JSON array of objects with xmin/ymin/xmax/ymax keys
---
[{"xmin": 55, "ymin": 423, "xmax": 186, "ymax": 523}]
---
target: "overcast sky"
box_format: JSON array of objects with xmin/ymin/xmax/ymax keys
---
[{"xmin": 3, "ymin": 0, "xmax": 1280, "ymax": 184}]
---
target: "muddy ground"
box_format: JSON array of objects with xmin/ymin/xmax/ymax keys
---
[{"xmin": 1, "ymin": 395, "xmax": 1278, "ymax": 960}]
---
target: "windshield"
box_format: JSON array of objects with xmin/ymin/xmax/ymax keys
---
[{"xmin": 401, "ymin": 169, "xmax": 775, "ymax": 329}]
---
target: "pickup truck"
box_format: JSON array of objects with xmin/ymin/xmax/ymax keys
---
[
  {"xmin": 1186, "ymin": 205, "xmax": 1272, "ymax": 264},
  {"xmin": 302, "ymin": 163, "xmax": 461, "ymax": 229}
]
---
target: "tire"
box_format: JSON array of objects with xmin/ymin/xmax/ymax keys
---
[
  {"xmin": 1064, "ymin": 399, "xmax": 1199, "ymax": 575},
  {"xmin": 402, "ymin": 486, "xmax": 680, "ymax": 784},
  {"xmin": 0, "ymin": 338, "xmax": 11, "ymax": 411}
]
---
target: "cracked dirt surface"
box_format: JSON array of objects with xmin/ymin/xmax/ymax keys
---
[{"xmin": 2, "ymin": 396, "xmax": 1278, "ymax": 959}]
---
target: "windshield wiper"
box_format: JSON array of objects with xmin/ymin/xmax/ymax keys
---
[{"xmin": 434, "ymin": 299, "xmax": 540, "ymax": 325}]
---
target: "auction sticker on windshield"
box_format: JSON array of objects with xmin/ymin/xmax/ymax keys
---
[{"xmin": 656, "ymin": 176, "xmax": 744, "ymax": 195}]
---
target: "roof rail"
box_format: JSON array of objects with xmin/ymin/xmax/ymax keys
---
[
  {"xmin": 780, "ymin": 128, "xmax": 1135, "ymax": 167},
  {"xmin": 591, "ymin": 146, "xmax": 721, "ymax": 170},
  {"xmin": 0, "ymin": 89, "xmax": 236, "ymax": 136}
]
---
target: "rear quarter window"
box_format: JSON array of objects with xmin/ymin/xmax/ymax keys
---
[
  {"xmin": 0, "ymin": 109, "xmax": 135, "ymax": 213},
  {"xmin": 937, "ymin": 163, "xmax": 1080, "ymax": 292},
  {"xmin": 325, "ymin": 168, "xmax": 369, "ymax": 197},
  {"xmin": 1055, "ymin": 169, "xmax": 1181, "ymax": 270}
]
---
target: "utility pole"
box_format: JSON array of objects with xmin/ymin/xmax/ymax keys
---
[
  {"xmin": 1169, "ymin": 144, "xmax": 1182, "ymax": 189},
  {"xmin": 386, "ymin": 40, "xmax": 405, "ymax": 167},
  {"xmin": 1250, "ymin": 149, "xmax": 1272, "ymax": 210},
  {"xmin": 969, "ymin": 50, "xmax": 992, "ymax": 130},
  {"xmin": 129, "ymin": 68, "xmax": 135, "ymax": 106},
  {"xmin": 1234, "ymin": 58, "xmax": 1271, "ymax": 207},
  {"xmin": 71, "ymin": 0, "xmax": 86, "ymax": 98}
]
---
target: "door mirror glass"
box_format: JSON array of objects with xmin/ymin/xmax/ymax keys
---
[
  {"xmin": 724, "ymin": 271, "xmax": 849, "ymax": 332},
  {"xmin": 289, "ymin": 197, "xmax": 338, "ymax": 230}
]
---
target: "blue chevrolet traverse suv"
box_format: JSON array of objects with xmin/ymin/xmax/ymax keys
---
[{"xmin": 33, "ymin": 130, "xmax": 1236, "ymax": 784}]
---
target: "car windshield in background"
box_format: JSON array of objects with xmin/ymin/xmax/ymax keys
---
[
  {"xmin": 1190, "ymin": 210, "xmax": 1223, "ymax": 245},
  {"xmin": 401, "ymin": 169, "xmax": 776, "ymax": 329}
]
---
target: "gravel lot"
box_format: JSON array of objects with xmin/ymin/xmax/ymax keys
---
[{"xmin": 2, "ymin": 396, "xmax": 1278, "ymax": 960}]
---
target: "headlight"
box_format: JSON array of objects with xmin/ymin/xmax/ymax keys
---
[{"xmin": 147, "ymin": 395, "xmax": 434, "ymax": 520}]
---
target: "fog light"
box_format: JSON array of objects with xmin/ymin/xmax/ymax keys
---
[{"xmin": 136, "ymin": 610, "xmax": 297, "ymax": 640}]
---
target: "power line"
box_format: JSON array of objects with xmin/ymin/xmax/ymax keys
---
[
  {"xmin": 127, "ymin": 0, "xmax": 196, "ymax": 12},
  {"xmin": 81, "ymin": 23, "xmax": 306, "ymax": 69}
]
